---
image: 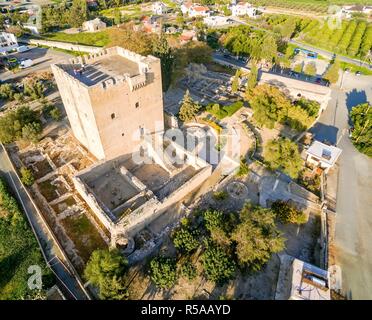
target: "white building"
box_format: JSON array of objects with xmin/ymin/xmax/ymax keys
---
[
  {"xmin": 342, "ymin": 5, "xmax": 372, "ymax": 16},
  {"xmin": 288, "ymin": 259, "xmax": 331, "ymax": 300},
  {"xmin": 152, "ymin": 2, "xmax": 169, "ymax": 15},
  {"xmin": 203, "ymin": 15, "xmax": 232, "ymax": 27},
  {"xmin": 181, "ymin": 3, "xmax": 210, "ymax": 17},
  {"xmin": 230, "ymin": 2, "xmax": 259, "ymax": 18},
  {"xmin": 82, "ymin": 18, "xmax": 106, "ymax": 32},
  {"xmin": 0, "ymin": 32, "xmax": 18, "ymax": 54},
  {"xmin": 305, "ymin": 140, "xmax": 342, "ymax": 173}
]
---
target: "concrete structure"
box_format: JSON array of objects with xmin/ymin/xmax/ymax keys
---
[
  {"xmin": 152, "ymin": 1, "xmax": 169, "ymax": 15},
  {"xmin": 51, "ymin": 46, "xmax": 164, "ymax": 161},
  {"xmin": 73, "ymin": 135, "xmax": 212, "ymax": 243},
  {"xmin": 0, "ymin": 32, "xmax": 18, "ymax": 54},
  {"xmin": 342, "ymin": 5, "xmax": 372, "ymax": 17},
  {"xmin": 82, "ymin": 18, "xmax": 106, "ymax": 32},
  {"xmin": 288, "ymin": 259, "xmax": 331, "ymax": 300},
  {"xmin": 230, "ymin": 2, "xmax": 259, "ymax": 17},
  {"xmin": 181, "ymin": 3, "xmax": 210, "ymax": 17},
  {"xmin": 305, "ymin": 140, "xmax": 342, "ymax": 173}
]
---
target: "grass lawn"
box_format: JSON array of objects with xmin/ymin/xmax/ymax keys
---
[
  {"xmin": 340, "ymin": 61, "xmax": 372, "ymax": 75},
  {"xmin": 205, "ymin": 101, "xmax": 244, "ymax": 120},
  {"xmin": 43, "ymin": 31, "xmax": 110, "ymax": 47}
]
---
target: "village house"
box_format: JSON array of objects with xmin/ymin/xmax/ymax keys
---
[
  {"xmin": 0, "ymin": 32, "xmax": 18, "ymax": 54},
  {"xmin": 152, "ymin": 1, "xmax": 169, "ymax": 15},
  {"xmin": 181, "ymin": 2, "xmax": 210, "ymax": 17},
  {"xmin": 305, "ymin": 140, "xmax": 342, "ymax": 173},
  {"xmin": 82, "ymin": 18, "xmax": 106, "ymax": 32},
  {"xmin": 230, "ymin": 2, "xmax": 259, "ymax": 18},
  {"xmin": 203, "ymin": 15, "xmax": 233, "ymax": 27}
]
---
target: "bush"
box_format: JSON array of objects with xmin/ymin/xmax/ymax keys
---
[
  {"xmin": 213, "ymin": 191, "xmax": 229, "ymax": 201},
  {"xmin": 179, "ymin": 261, "xmax": 197, "ymax": 281},
  {"xmin": 201, "ymin": 243, "xmax": 236, "ymax": 285},
  {"xmin": 349, "ymin": 103, "xmax": 372, "ymax": 157},
  {"xmin": 149, "ymin": 256, "xmax": 178, "ymax": 289},
  {"xmin": 172, "ymin": 228, "xmax": 199, "ymax": 254},
  {"xmin": 20, "ymin": 167, "xmax": 35, "ymax": 186},
  {"xmin": 271, "ymin": 200, "xmax": 307, "ymax": 224},
  {"xmin": 236, "ymin": 157, "xmax": 249, "ymax": 177}
]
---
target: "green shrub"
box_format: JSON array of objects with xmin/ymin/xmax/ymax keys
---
[
  {"xmin": 20, "ymin": 167, "xmax": 35, "ymax": 186},
  {"xmin": 179, "ymin": 261, "xmax": 197, "ymax": 281},
  {"xmin": 271, "ymin": 200, "xmax": 307, "ymax": 224},
  {"xmin": 172, "ymin": 228, "xmax": 199, "ymax": 253},
  {"xmin": 149, "ymin": 256, "xmax": 178, "ymax": 289},
  {"xmin": 213, "ymin": 191, "xmax": 229, "ymax": 201}
]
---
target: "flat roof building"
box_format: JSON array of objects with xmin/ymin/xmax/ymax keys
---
[{"xmin": 306, "ymin": 140, "xmax": 342, "ymax": 173}]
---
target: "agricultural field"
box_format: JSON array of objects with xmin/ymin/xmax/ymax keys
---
[
  {"xmin": 43, "ymin": 30, "xmax": 110, "ymax": 47},
  {"xmin": 251, "ymin": 0, "xmax": 372, "ymax": 13},
  {"xmin": 300, "ymin": 18, "xmax": 372, "ymax": 59}
]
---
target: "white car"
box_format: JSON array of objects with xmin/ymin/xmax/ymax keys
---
[{"xmin": 19, "ymin": 59, "xmax": 33, "ymax": 69}]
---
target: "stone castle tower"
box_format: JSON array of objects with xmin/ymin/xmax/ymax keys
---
[{"xmin": 51, "ymin": 46, "xmax": 164, "ymax": 160}]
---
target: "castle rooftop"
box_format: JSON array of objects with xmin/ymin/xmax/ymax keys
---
[{"xmin": 53, "ymin": 46, "xmax": 157, "ymax": 88}]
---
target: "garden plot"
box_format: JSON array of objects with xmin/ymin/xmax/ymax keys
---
[
  {"xmin": 19, "ymin": 150, "xmax": 54, "ymax": 180},
  {"xmin": 37, "ymin": 176, "xmax": 70, "ymax": 202}
]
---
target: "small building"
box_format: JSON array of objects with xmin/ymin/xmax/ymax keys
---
[
  {"xmin": 305, "ymin": 140, "xmax": 342, "ymax": 173},
  {"xmin": 230, "ymin": 2, "xmax": 259, "ymax": 18},
  {"xmin": 179, "ymin": 30, "xmax": 197, "ymax": 43},
  {"xmin": 342, "ymin": 5, "xmax": 372, "ymax": 16},
  {"xmin": 82, "ymin": 18, "xmax": 106, "ymax": 32},
  {"xmin": 0, "ymin": 32, "xmax": 18, "ymax": 54},
  {"xmin": 152, "ymin": 1, "xmax": 169, "ymax": 15},
  {"xmin": 203, "ymin": 15, "xmax": 232, "ymax": 27},
  {"xmin": 181, "ymin": 3, "xmax": 210, "ymax": 17},
  {"xmin": 288, "ymin": 259, "xmax": 331, "ymax": 300}
]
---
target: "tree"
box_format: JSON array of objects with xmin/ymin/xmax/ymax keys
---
[
  {"xmin": 231, "ymin": 203, "xmax": 285, "ymax": 270},
  {"xmin": 20, "ymin": 167, "xmax": 35, "ymax": 186},
  {"xmin": 246, "ymin": 63, "xmax": 258, "ymax": 92},
  {"xmin": 178, "ymin": 90, "xmax": 200, "ymax": 122},
  {"xmin": 293, "ymin": 63, "xmax": 303, "ymax": 73},
  {"xmin": 231, "ymin": 69, "xmax": 240, "ymax": 94},
  {"xmin": 323, "ymin": 59, "xmax": 340, "ymax": 84},
  {"xmin": 247, "ymin": 84, "xmax": 291, "ymax": 129},
  {"xmin": 114, "ymin": 8, "xmax": 121, "ymax": 25},
  {"xmin": 68, "ymin": 0, "xmax": 88, "ymax": 28},
  {"xmin": 271, "ymin": 200, "xmax": 307, "ymax": 224},
  {"xmin": 149, "ymin": 256, "xmax": 177, "ymax": 289},
  {"xmin": 172, "ymin": 228, "xmax": 199, "ymax": 253},
  {"xmin": 304, "ymin": 62, "xmax": 317, "ymax": 76},
  {"xmin": 0, "ymin": 106, "xmax": 41, "ymax": 144},
  {"xmin": 276, "ymin": 18, "xmax": 296, "ymax": 39},
  {"xmin": 84, "ymin": 249, "xmax": 129, "ymax": 300},
  {"xmin": 263, "ymin": 138, "xmax": 303, "ymax": 179},
  {"xmin": 349, "ymin": 103, "xmax": 372, "ymax": 157},
  {"xmin": 23, "ymin": 78, "xmax": 45, "ymax": 100},
  {"xmin": 258, "ymin": 35, "xmax": 277, "ymax": 63},
  {"xmin": 153, "ymin": 36, "xmax": 174, "ymax": 92},
  {"xmin": 201, "ymin": 242, "xmax": 236, "ymax": 284},
  {"xmin": 0, "ymin": 84, "xmax": 16, "ymax": 100},
  {"xmin": 179, "ymin": 261, "xmax": 197, "ymax": 281},
  {"xmin": 22, "ymin": 122, "xmax": 42, "ymax": 143}
]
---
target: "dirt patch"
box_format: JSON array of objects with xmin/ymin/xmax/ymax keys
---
[{"xmin": 60, "ymin": 212, "xmax": 107, "ymax": 263}]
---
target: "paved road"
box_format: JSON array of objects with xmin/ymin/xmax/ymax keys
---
[
  {"xmin": 0, "ymin": 144, "xmax": 89, "ymax": 300},
  {"xmin": 1, "ymin": 47, "xmax": 72, "ymax": 82},
  {"xmin": 310, "ymin": 73, "xmax": 372, "ymax": 299},
  {"xmin": 289, "ymin": 40, "xmax": 372, "ymax": 69}
]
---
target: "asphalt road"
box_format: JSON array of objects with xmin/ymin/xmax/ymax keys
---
[
  {"xmin": 0, "ymin": 144, "xmax": 89, "ymax": 300},
  {"xmin": 289, "ymin": 40, "xmax": 372, "ymax": 69},
  {"xmin": 310, "ymin": 73, "xmax": 372, "ymax": 299},
  {"xmin": 1, "ymin": 47, "xmax": 73, "ymax": 82}
]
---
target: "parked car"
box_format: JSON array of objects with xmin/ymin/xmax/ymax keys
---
[
  {"xmin": 3, "ymin": 56, "xmax": 19, "ymax": 69},
  {"xmin": 17, "ymin": 45, "xmax": 31, "ymax": 53},
  {"xmin": 356, "ymin": 71, "xmax": 362, "ymax": 76},
  {"xmin": 19, "ymin": 59, "xmax": 33, "ymax": 69}
]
